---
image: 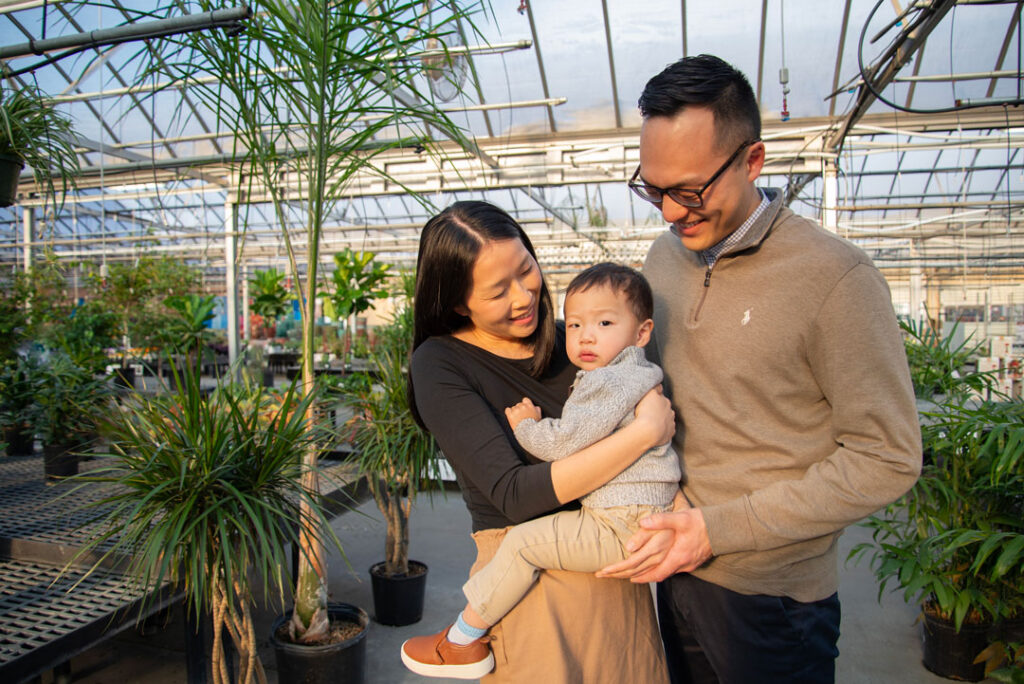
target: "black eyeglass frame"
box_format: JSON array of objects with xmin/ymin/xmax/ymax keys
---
[{"xmin": 628, "ymin": 138, "xmax": 761, "ymax": 209}]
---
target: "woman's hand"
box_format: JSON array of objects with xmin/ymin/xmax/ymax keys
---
[{"xmin": 633, "ymin": 385, "xmax": 675, "ymax": 449}]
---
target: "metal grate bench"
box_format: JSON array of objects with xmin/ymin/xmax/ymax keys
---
[
  {"xmin": 0, "ymin": 454, "xmax": 363, "ymax": 684},
  {"xmin": 0, "ymin": 557, "xmax": 178, "ymax": 683}
]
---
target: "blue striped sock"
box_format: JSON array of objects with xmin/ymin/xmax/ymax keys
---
[{"xmin": 447, "ymin": 612, "xmax": 487, "ymax": 645}]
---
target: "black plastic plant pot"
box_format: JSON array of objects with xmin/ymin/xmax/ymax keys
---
[
  {"xmin": 3, "ymin": 424, "xmax": 34, "ymax": 456},
  {"xmin": 921, "ymin": 610, "xmax": 991, "ymax": 682},
  {"xmin": 369, "ymin": 559, "xmax": 428, "ymax": 626},
  {"xmin": 42, "ymin": 443, "xmax": 78, "ymax": 481},
  {"xmin": 0, "ymin": 153, "xmax": 24, "ymax": 208},
  {"xmin": 113, "ymin": 365, "xmax": 136, "ymax": 389},
  {"xmin": 271, "ymin": 603, "xmax": 368, "ymax": 684}
]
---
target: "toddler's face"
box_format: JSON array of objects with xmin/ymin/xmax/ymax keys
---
[{"xmin": 564, "ymin": 284, "xmax": 652, "ymax": 371}]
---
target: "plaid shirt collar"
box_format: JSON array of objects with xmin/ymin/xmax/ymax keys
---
[{"xmin": 701, "ymin": 189, "xmax": 769, "ymax": 268}]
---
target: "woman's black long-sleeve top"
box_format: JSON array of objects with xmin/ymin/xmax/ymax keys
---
[{"xmin": 410, "ymin": 324, "xmax": 578, "ymax": 532}]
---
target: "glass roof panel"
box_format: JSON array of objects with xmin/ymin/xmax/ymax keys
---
[{"xmin": 0, "ymin": 0, "xmax": 1020, "ymax": 279}]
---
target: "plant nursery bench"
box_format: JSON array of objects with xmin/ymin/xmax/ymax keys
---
[
  {"xmin": 0, "ymin": 455, "xmax": 364, "ymax": 684},
  {"xmin": 0, "ymin": 456, "xmax": 183, "ymax": 684}
]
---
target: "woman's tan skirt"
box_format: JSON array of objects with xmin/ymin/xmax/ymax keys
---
[{"xmin": 471, "ymin": 526, "xmax": 669, "ymax": 684}]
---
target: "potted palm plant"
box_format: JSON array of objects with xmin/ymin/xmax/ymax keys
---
[
  {"xmin": 346, "ymin": 272, "xmax": 440, "ymax": 626},
  {"xmin": 0, "ymin": 84, "xmax": 79, "ymax": 207},
  {"xmin": 850, "ymin": 321, "xmax": 1024, "ymax": 681},
  {"xmin": 141, "ymin": 0, "xmax": 486, "ymax": 660}
]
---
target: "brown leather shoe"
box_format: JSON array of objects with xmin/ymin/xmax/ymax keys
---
[{"xmin": 400, "ymin": 624, "xmax": 495, "ymax": 680}]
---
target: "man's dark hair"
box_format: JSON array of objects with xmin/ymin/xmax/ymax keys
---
[
  {"xmin": 638, "ymin": 54, "xmax": 760, "ymax": 150},
  {"xmin": 566, "ymin": 262, "xmax": 653, "ymax": 323}
]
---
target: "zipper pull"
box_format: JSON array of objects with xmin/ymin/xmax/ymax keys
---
[{"xmin": 703, "ymin": 268, "xmax": 712, "ymax": 287}]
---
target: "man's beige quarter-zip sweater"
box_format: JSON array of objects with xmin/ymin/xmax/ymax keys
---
[{"xmin": 644, "ymin": 188, "xmax": 922, "ymax": 602}]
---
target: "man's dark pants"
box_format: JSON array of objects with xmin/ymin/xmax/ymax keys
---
[{"xmin": 657, "ymin": 574, "xmax": 841, "ymax": 684}]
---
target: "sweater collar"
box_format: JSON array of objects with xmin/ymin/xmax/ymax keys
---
[
  {"xmin": 573, "ymin": 345, "xmax": 645, "ymax": 382},
  {"xmin": 712, "ymin": 187, "xmax": 786, "ymax": 260}
]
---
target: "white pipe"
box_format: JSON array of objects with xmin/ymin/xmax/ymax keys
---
[
  {"xmin": 822, "ymin": 160, "xmax": 838, "ymax": 232},
  {"xmin": 225, "ymin": 202, "xmax": 239, "ymax": 371}
]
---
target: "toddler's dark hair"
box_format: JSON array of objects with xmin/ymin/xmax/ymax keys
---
[{"xmin": 566, "ymin": 262, "xmax": 653, "ymax": 322}]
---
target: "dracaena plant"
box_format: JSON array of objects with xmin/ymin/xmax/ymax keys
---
[
  {"xmin": 127, "ymin": 0, "xmax": 487, "ymax": 643},
  {"xmin": 72, "ymin": 367, "xmax": 338, "ymax": 684},
  {"xmin": 346, "ymin": 272, "xmax": 439, "ymax": 577}
]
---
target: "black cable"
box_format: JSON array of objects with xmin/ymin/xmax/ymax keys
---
[{"xmin": 858, "ymin": 0, "xmax": 1024, "ymax": 115}]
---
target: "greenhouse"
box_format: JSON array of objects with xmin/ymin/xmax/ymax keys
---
[{"xmin": 0, "ymin": 1, "xmax": 1021, "ymax": 683}]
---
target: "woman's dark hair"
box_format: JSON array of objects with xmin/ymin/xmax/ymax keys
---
[
  {"xmin": 566, "ymin": 262, "xmax": 653, "ymax": 323},
  {"xmin": 408, "ymin": 201, "xmax": 556, "ymax": 426},
  {"xmin": 638, "ymin": 54, "xmax": 760, "ymax": 151}
]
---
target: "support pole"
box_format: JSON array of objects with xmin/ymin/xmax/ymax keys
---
[
  {"xmin": 224, "ymin": 202, "xmax": 240, "ymax": 374},
  {"xmin": 22, "ymin": 206, "xmax": 33, "ymax": 272},
  {"xmin": 909, "ymin": 239, "xmax": 923, "ymax": 323},
  {"xmin": 242, "ymin": 262, "xmax": 251, "ymax": 341},
  {"xmin": 925, "ymin": 273, "xmax": 942, "ymax": 331},
  {"xmin": 822, "ymin": 160, "xmax": 838, "ymax": 233}
]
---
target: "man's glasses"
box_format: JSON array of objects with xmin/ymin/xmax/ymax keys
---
[{"xmin": 628, "ymin": 139, "xmax": 760, "ymax": 209}]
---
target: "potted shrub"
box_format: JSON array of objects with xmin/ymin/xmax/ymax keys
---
[
  {"xmin": 346, "ymin": 273, "xmax": 441, "ymax": 626},
  {"xmin": 71, "ymin": 361, "xmax": 346, "ymax": 684},
  {"xmin": 0, "ymin": 352, "xmax": 42, "ymax": 456},
  {"xmin": 30, "ymin": 349, "xmax": 112, "ymax": 480},
  {"xmin": 850, "ymin": 321, "xmax": 1024, "ymax": 681},
  {"xmin": 0, "ymin": 85, "xmax": 79, "ymax": 207},
  {"xmin": 0, "ymin": 271, "xmax": 31, "ymax": 362},
  {"xmin": 88, "ymin": 256, "xmax": 199, "ymax": 382},
  {"xmin": 321, "ymin": 248, "xmax": 390, "ymax": 370},
  {"xmin": 249, "ymin": 268, "xmax": 291, "ymax": 339},
  {"xmin": 162, "ymin": 293, "xmax": 218, "ymax": 375}
]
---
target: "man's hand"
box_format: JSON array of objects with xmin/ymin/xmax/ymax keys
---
[
  {"xmin": 596, "ymin": 508, "xmax": 713, "ymax": 583},
  {"xmin": 505, "ymin": 397, "xmax": 542, "ymax": 431}
]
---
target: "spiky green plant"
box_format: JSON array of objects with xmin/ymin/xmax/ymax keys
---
[
  {"xmin": 900, "ymin": 319, "xmax": 990, "ymax": 400},
  {"xmin": 72, "ymin": 367, "xmax": 338, "ymax": 684},
  {"xmin": 138, "ymin": 0, "xmax": 486, "ymax": 642},
  {"xmin": 346, "ymin": 271, "xmax": 439, "ymax": 576}
]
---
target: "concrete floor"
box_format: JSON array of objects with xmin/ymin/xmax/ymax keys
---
[{"xmin": 51, "ymin": 490, "xmax": 979, "ymax": 684}]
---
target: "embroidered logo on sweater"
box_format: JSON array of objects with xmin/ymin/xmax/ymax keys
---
[{"xmin": 741, "ymin": 308, "xmax": 752, "ymax": 326}]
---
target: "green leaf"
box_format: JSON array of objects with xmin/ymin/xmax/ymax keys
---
[{"xmin": 993, "ymin": 535, "xmax": 1024, "ymax": 579}]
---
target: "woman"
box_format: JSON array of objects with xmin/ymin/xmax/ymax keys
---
[{"xmin": 408, "ymin": 201, "xmax": 673, "ymax": 683}]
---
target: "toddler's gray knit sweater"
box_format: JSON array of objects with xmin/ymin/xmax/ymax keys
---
[{"xmin": 513, "ymin": 345, "xmax": 681, "ymax": 509}]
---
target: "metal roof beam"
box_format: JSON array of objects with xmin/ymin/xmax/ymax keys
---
[{"xmin": 825, "ymin": 0, "xmax": 956, "ymax": 152}]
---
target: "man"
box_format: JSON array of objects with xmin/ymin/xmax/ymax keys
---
[{"xmin": 597, "ymin": 55, "xmax": 922, "ymax": 683}]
